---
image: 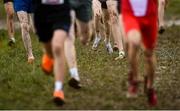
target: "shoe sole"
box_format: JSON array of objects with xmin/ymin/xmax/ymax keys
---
[
  {"xmin": 68, "ymin": 78, "xmax": 82, "ymax": 89},
  {"xmin": 53, "ymin": 97, "xmax": 65, "ymax": 106}
]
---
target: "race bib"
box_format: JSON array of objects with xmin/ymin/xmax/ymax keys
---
[
  {"xmin": 129, "ymin": 0, "xmax": 148, "ymax": 17},
  {"xmin": 42, "ymin": 0, "xmax": 64, "ymax": 5}
]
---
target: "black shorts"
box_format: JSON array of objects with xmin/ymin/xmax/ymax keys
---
[
  {"xmin": 34, "ymin": 6, "xmax": 71, "ymax": 43},
  {"xmin": 100, "ymin": 1, "xmax": 107, "ymax": 9},
  {"xmin": 34, "ymin": 4, "xmax": 71, "ymax": 43},
  {"xmin": 34, "ymin": 17, "xmax": 71, "ymax": 43},
  {"xmin": 3, "ymin": 0, "xmax": 13, "ymax": 3}
]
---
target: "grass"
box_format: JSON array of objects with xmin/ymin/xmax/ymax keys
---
[
  {"xmin": 165, "ymin": 0, "xmax": 180, "ymax": 19},
  {"xmin": 0, "ymin": 0, "xmax": 180, "ymax": 110},
  {"xmin": 0, "ymin": 25, "xmax": 180, "ymax": 109}
]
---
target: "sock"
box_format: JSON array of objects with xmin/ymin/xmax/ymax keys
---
[
  {"xmin": 69, "ymin": 67, "xmax": 80, "ymax": 81},
  {"xmin": 55, "ymin": 81, "xmax": 63, "ymax": 91}
]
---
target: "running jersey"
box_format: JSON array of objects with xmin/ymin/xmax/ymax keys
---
[
  {"xmin": 122, "ymin": 0, "xmax": 157, "ymax": 17},
  {"xmin": 32, "ymin": 0, "xmax": 71, "ymax": 23},
  {"xmin": 14, "ymin": 0, "xmax": 33, "ymax": 13}
]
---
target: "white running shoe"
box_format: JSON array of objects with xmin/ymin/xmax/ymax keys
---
[
  {"xmin": 115, "ymin": 51, "xmax": 125, "ymax": 60},
  {"xmin": 8, "ymin": 37, "xmax": 15, "ymax": 46},
  {"xmin": 28, "ymin": 56, "xmax": 35, "ymax": 64},
  {"xmin": 92, "ymin": 36, "xmax": 101, "ymax": 50},
  {"xmin": 106, "ymin": 42, "xmax": 113, "ymax": 54}
]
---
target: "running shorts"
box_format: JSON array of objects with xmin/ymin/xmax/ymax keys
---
[
  {"xmin": 14, "ymin": 0, "xmax": 33, "ymax": 13},
  {"xmin": 33, "ymin": 0, "xmax": 71, "ymax": 43},
  {"xmin": 122, "ymin": 0, "xmax": 158, "ymax": 49},
  {"xmin": 69, "ymin": 0, "xmax": 92, "ymax": 23}
]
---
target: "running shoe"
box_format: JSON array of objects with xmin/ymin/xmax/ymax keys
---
[
  {"xmin": 53, "ymin": 90, "xmax": 65, "ymax": 106},
  {"xmin": 8, "ymin": 37, "xmax": 15, "ymax": 46},
  {"xmin": 41, "ymin": 54, "xmax": 53, "ymax": 74},
  {"xmin": 115, "ymin": 50, "xmax": 125, "ymax": 60},
  {"xmin": 113, "ymin": 43, "xmax": 119, "ymax": 51},
  {"xmin": 92, "ymin": 36, "xmax": 101, "ymax": 50},
  {"xmin": 147, "ymin": 88, "xmax": 157, "ymax": 106},
  {"xmin": 28, "ymin": 56, "xmax": 35, "ymax": 64},
  {"xmin": 106, "ymin": 42, "xmax": 113, "ymax": 54},
  {"xmin": 68, "ymin": 78, "xmax": 82, "ymax": 89}
]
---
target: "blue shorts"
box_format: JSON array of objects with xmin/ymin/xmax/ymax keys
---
[{"xmin": 14, "ymin": 0, "xmax": 32, "ymax": 13}]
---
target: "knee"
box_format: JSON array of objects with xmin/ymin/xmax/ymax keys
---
[
  {"xmin": 159, "ymin": 0, "xmax": 166, "ymax": 6},
  {"xmin": 144, "ymin": 50, "xmax": 154, "ymax": 63},
  {"xmin": 52, "ymin": 42, "xmax": 64, "ymax": 56},
  {"xmin": 7, "ymin": 10, "xmax": 14, "ymax": 19},
  {"xmin": 20, "ymin": 22, "xmax": 30, "ymax": 31},
  {"xmin": 127, "ymin": 30, "xmax": 141, "ymax": 46}
]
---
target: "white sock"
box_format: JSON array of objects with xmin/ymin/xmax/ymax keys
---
[
  {"xmin": 69, "ymin": 67, "xmax": 80, "ymax": 81},
  {"xmin": 54, "ymin": 81, "xmax": 63, "ymax": 91}
]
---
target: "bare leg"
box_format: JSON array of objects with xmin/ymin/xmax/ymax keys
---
[
  {"xmin": 126, "ymin": 30, "xmax": 141, "ymax": 98},
  {"xmin": 107, "ymin": 0, "xmax": 125, "ymax": 58},
  {"xmin": 92, "ymin": 0, "xmax": 103, "ymax": 50},
  {"xmin": 4, "ymin": 2, "xmax": 15, "ymax": 45},
  {"xmin": 144, "ymin": 49, "xmax": 156, "ymax": 89},
  {"xmin": 52, "ymin": 30, "xmax": 67, "ymax": 85},
  {"xmin": 102, "ymin": 8, "xmax": 113, "ymax": 54},
  {"xmin": 17, "ymin": 11, "xmax": 34, "ymax": 63},
  {"xmin": 158, "ymin": 0, "xmax": 166, "ymax": 33}
]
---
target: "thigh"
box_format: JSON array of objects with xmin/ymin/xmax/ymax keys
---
[
  {"xmin": 107, "ymin": 0, "xmax": 119, "ymax": 23},
  {"xmin": 17, "ymin": 11, "xmax": 29, "ymax": 23},
  {"xmin": 141, "ymin": 17, "xmax": 158, "ymax": 50},
  {"xmin": 4, "ymin": 2, "xmax": 14, "ymax": 15}
]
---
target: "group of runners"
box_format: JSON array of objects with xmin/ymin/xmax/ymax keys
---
[{"xmin": 2, "ymin": 0, "xmax": 168, "ymax": 107}]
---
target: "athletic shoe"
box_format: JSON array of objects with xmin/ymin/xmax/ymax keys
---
[
  {"xmin": 53, "ymin": 90, "xmax": 65, "ymax": 106},
  {"xmin": 41, "ymin": 54, "xmax": 53, "ymax": 74},
  {"xmin": 126, "ymin": 81, "xmax": 138, "ymax": 98},
  {"xmin": 28, "ymin": 56, "xmax": 35, "ymax": 64},
  {"xmin": 115, "ymin": 51, "xmax": 125, "ymax": 60},
  {"xmin": 147, "ymin": 88, "xmax": 157, "ymax": 106},
  {"xmin": 113, "ymin": 43, "xmax": 119, "ymax": 51},
  {"xmin": 68, "ymin": 78, "xmax": 82, "ymax": 89},
  {"xmin": 8, "ymin": 37, "xmax": 15, "ymax": 46},
  {"xmin": 92, "ymin": 36, "xmax": 101, "ymax": 50},
  {"xmin": 127, "ymin": 71, "xmax": 138, "ymax": 98},
  {"xmin": 158, "ymin": 26, "xmax": 165, "ymax": 34},
  {"xmin": 106, "ymin": 42, "xmax": 113, "ymax": 54}
]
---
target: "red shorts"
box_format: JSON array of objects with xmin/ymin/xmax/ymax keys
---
[{"xmin": 122, "ymin": 0, "xmax": 158, "ymax": 50}]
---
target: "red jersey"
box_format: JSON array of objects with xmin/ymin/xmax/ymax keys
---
[
  {"xmin": 122, "ymin": 0, "xmax": 158, "ymax": 17},
  {"xmin": 122, "ymin": 0, "xmax": 158, "ymax": 50}
]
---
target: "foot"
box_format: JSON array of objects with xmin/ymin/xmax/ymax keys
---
[
  {"xmin": 53, "ymin": 90, "xmax": 65, "ymax": 106},
  {"xmin": 68, "ymin": 78, "xmax": 82, "ymax": 89},
  {"xmin": 127, "ymin": 71, "xmax": 138, "ymax": 98},
  {"xmin": 115, "ymin": 51, "xmax": 125, "ymax": 60},
  {"xmin": 126, "ymin": 81, "xmax": 138, "ymax": 98},
  {"xmin": 113, "ymin": 43, "xmax": 119, "ymax": 52},
  {"xmin": 147, "ymin": 88, "xmax": 157, "ymax": 106},
  {"xmin": 8, "ymin": 37, "xmax": 15, "ymax": 46},
  {"xmin": 106, "ymin": 42, "xmax": 113, "ymax": 54},
  {"xmin": 80, "ymin": 36, "xmax": 89, "ymax": 46},
  {"xmin": 158, "ymin": 26, "xmax": 165, "ymax": 34},
  {"xmin": 41, "ymin": 54, "xmax": 53, "ymax": 74},
  {"xmin": 92, "ymin": 36, "xmax": 101, "ymax": 50},
  {"xmin": 28, "ymin": 56, "xmax": 35, "ymax": 64}
]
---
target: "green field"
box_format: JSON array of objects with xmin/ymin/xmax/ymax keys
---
[{"xmin": 0, "ymin": 0, "xmax": 180, "ymax": 110}]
